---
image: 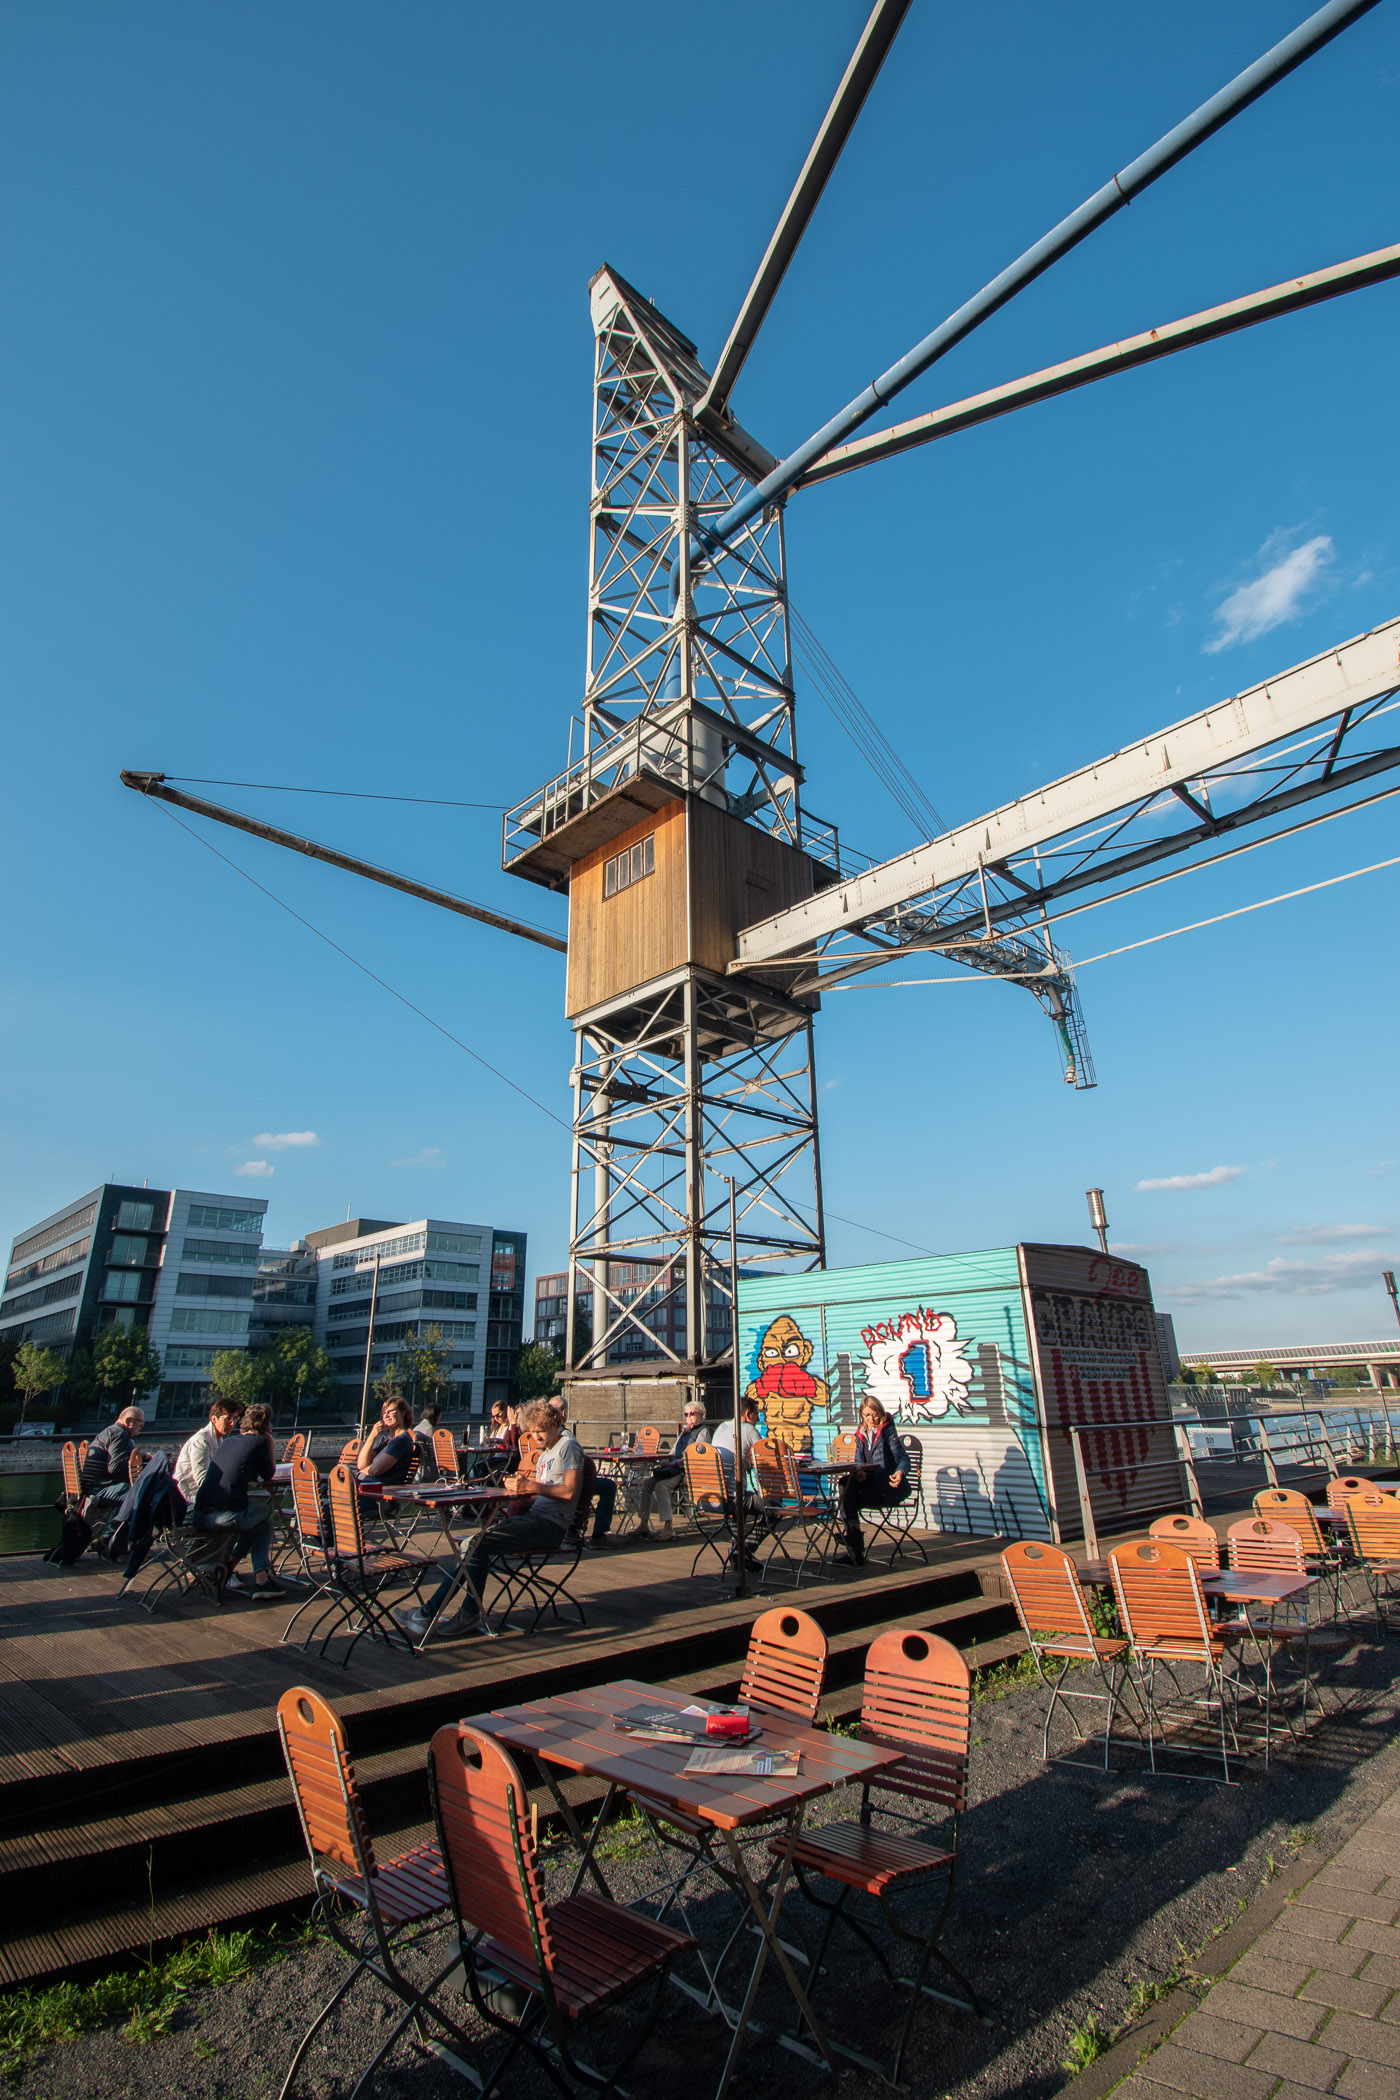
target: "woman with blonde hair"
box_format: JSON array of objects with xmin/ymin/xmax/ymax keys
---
[{"xmin": 837, "ymin": 1397, "xmax": 910, "ymax": 1566}]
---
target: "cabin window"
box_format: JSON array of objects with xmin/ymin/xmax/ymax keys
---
[{"xmin": 603, "ymin": 834, "xmax": 655, "ymax": 897}]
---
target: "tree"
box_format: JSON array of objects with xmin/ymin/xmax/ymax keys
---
[
  {"xmin": 13, "ymin": 1343, "xmax": 66, "ymax": 1429},
  {"xmin": 1329, "ymin": 1364, "xmax": 1362, "ymax": 1388},
  {"xmin": 207, "ymin": 1349, "xmax": 264, "ymax": 1409},
  {"xmin": 92, "ymin": 1325, "xmax": 162, "ymax": 1408},
  {"xmin": 0, "ymin": 1332, "xmax": 18, "ymax": 1410},
  {"xmin": 60, "ymin": 1344, "xmax": 102, "ymax": 1416},
  {"xmin": 255, "ymin": 1328, "xmax": 333, "ymax": 1414},
  {"xmin": 399, "ymin": 1324, "xmax": 453, "ymax": 1409},
  {"xmin": 1252, "ymin": 1361, "xmax": 1278, "ymax": 1388},
  {"xmin": 514, "ymin": 1341, "xmax": 563, "ymax": 1403},
  {"xmin": 1195, "ymin": 1365, "xmax": 1217, "ymax": 1388},
  {"xmin": 373, "ymin": 1360, "xmax": 404, "ymax": 1406}
]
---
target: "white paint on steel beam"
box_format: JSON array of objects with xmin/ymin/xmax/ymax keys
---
[{"xmin": 737, "ymin": 619, "xmax": 1400, "ymax": 965}]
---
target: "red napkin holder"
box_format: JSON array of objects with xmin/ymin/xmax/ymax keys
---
[{"xmin": 705, "ymin": 1712, "xmax": 749, "ymax": 1739}]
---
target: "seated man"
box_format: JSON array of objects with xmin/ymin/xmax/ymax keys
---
[
  {"xmin": 79, "ymin": 1406, "xmax": 146, "ymax": 1533},
  {"xmin": 548, "ymin": 1392, "xmax": 619, "ymax": 1548},
  {"xmin": 175, "ymin": 1396, "xmax": 242, "ymax": 1505},
  {"xmin": 398, "ymin": 1399, "xmax": 582, "ymax": 1638},
  {"xmin": 412, "ymin": 1402, "xmax": 442, "ymax": 1482},
  {"xmin": 637, "ymin": 1397, "xmax": 709, "ymax": 1540},
  {"xmin": 710, "ymin": 1396, "xmax": 766, "ymax": 1570},
  {"xmin": 192, "ymin": 1402, "xmax": 285, "ymax": 1598}
]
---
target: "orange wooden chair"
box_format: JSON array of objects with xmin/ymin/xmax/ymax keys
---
[
  {"xmin": 428, "ymin": 1723, "xmax": 693, "ymax": 2098},
  {"xmin": 770, "ymin": 1629, "xmax": 982, "ymax": 2085},
  {"xmin": 338, "ymin": 1437, "xmax": 360, "ymax": 1465},
  {"xmin": 60, "ymin": 1440, "xmax": 83, "ymax": 1509},
  {"xmin": 829, "ymin": 1430, "xmax": 859, "ymax": 1464},
  {"xmin": 432, "ymin": 1426, "xmax": 461, "ymax": 1479},
  {"xmin": 280, "ymin": 1460, "xmax": 353, "ymax": 1656},
  {"xmin": 1000, "ymin": 1541, "xmax": 1136, "ymax": 1768},
  {"xmin": 1342, "ymin": 1493, "xmax": 1400, "ymax": 1634},
  {"xmin": 745, "ymin": 1439, "xmax": 798, "ymax": 1585},
  {"xmin": 1253, "ymin": 1486, "xmax": 1330, "ymax": 1555},
  {"xmin": 277, "ymin": 1688, "xmax": 467, "ymax": 2099},
  {"xmin": 1327, "ymin": 1474, "xmax": 1381, "ymax": 1508},
  {"xmin": 683, "ymin": 1441, "xmax": 733, "ymax": 1579},
  {"xmin": 633, "ymin": 1423, "xmax": 660, "ymax": 1455},
  {"xmin": 280, "ymin": 1433, "xmax": 307, "ymax": 1466},
  {"xmin": 1110, "ymin": 1539, "xmax": 1243, "ymax": 1780},
  {"xmin": 325, "ymin": 1466, "xmax": 437, "ymax": 1662},
  {"xmin": 1226, "ymin": 1517, "xmax": 1339, "ymax": 1730},
  {"xmin": 775, "ymin": 1444, "xmax": 845, "ymax": 1582},
  {"xmin": 1149, "ymin": 1513, "xmax": 1221, "ymax": 1572},
  {"xmin": 861, "ymin": 1432, "xmax": 929, "ymax": 1570}
]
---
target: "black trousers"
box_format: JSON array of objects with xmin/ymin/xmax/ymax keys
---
[{"xmin": 840, "ymin": 1475, "xmax": 908, "ymax": 1536}]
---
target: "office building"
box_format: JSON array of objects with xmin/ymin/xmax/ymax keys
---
[
  {"xmin": 308, "ymin": 1215, "xmax": 526, "ymax": 1415},
  {"xmin": 532, "ymin": 1260, "xmax": 736, "ymax": 1363}
]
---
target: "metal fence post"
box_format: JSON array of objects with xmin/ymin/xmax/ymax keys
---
[
  {"xmin": 1172, "ymin": 1420, "xmax": 1205, "ymax": 1519},
  {"xmin": 1068, "ymin": 1426, "xmax": 1099, "ymax": 1558},
  {"xmin": 1256, "ymin": 1415, "xmax": 1281, "ymax": 1488}
]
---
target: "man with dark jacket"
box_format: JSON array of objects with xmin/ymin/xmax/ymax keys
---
[
  {"xmin": 79, "ymin": 1407, "xmax": 146, "ymax": 1522},
  {"xmin": 192, "ymin": 1402, "xmax": 284, "ymax": 1598}
]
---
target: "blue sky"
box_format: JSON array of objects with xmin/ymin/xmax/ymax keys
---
[{"xmin": 3, "ymin": 1, "xmax": 1398, "ymax": 1352}]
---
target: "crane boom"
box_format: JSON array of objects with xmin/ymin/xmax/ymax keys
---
[
  {"xmin": 734, "ymin": 619, "xmax": 1400, "ymax": 975},
  {"xmin": 120, "ymin": 772, "xmax": 568, "ymax": 954}
]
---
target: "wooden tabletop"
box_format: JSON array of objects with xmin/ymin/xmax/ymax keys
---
[
  {"xmin": 801, "ymin": 1461, "xmax": 858, "ymax": 1476},
  {"xmin": 470, "ymin": 1677, "xmax": 902, "ymax": 1831},
  {"xmin": 1200, "ymin": 1569, "xmax": 1314, "ymax": 1604},
  {"xmin": 372, "ymin": 1482, "xmax": 515, "ymax": 1505}
]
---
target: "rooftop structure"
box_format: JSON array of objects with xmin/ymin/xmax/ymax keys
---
[{"xmin": 1180, "ymin": 1340, "xmax": 1400, "ymax": 1388}]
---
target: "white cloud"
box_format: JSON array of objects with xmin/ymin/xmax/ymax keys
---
[
  {"xmin": 252, "ymin": 1130, "xmax": 320, "ymax": 1150},
  {"xmin": 1204, "ymin": 531, "xmax": 1333, "ymax": 654},
  {"xmin": 235, "ymin": 1160, "xmax": 275, "ymax": 1179},
  {"xmin": 1370, "ymin": 1161, "xmax": 1400, "ymax": 1175},
  {"xmin": 1164, "ymin": 1247, "xmax": 1396, "ymax": 1305},
  {"xmin": 1136, "ymin": 1165, "xmax": 1243, "ymax": 1192},
  {"xmin": 390, "ymin": 1147, "xmax": 445, "ymax": 1169},
  {"xmin": 1276, "ymin": 1222, "xmax": 1389, "ymax": 1245}
]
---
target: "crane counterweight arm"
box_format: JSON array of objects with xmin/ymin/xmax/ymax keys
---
[{"xmin": 120, "ymin": 772, "xmax": 568, "ymax": 955}]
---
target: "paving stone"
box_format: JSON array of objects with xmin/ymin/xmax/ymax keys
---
[
  {"xmin": 1146, "ymin": 2043, "xmax": 1276, "ymax": 2100},
  {"xmin": 1207, "ymin": 1982, "xmax": 1324, "ymax": 2041},
  {"xmin": 1335, "ymin": 1841, "xmax": 1400, "ymax": 1874},
  {"xmin": 1172, "ymin": 2013, "xmax": 1264, "ymax": 2064},
  {"xmin": 1341, "ymin": 1919, "xmax": 1400, "ymax": 1957},
  {"xmin": 1110, "ymin": 2080, "xmax": 1181, "ymax": 2100},
  {"xmin": 1336, "ymin": 2065, "xmax": 1400, "ymax": 2100},
  {"xmin": 1275, "ymin": 1904, "xmax": 1351, "ymax": 1944},
  {"xmin": 1356, "ymin": 1952, "xmax": 1400, "ymax": 1990},
  {"xmin": 1296, "ymin": 1884, "xmax": 1400, "ymax": 1923},
  {"xmin": 1309, "ymin": 1866, "xmax": 1390, "ymax": 1897},
  {"xmin": 1227, "ymin": 1951, "xmax": 1315, "ymax": 1995},
  {"xmin": 1320, "ymin": 2010, "xmax": 1400, "ymax": 2067},
  {"xmin": 1299, "ymin": 1971, "xmax": 1392, "ymax": 2017},
  {"xmin": 1244, "ymin": 2032, "xmax": 1349, "ymax": 2089},
  {"xmin": 1264, "ymin": 1933, "xmax": 1369, "ymax": 1979}
]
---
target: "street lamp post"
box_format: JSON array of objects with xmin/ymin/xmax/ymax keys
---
[
  {"xmin": 1085, "ymin": 1188, "xmax": 1110, "ymax": 1255},
  {"xmin": 357, "ymin": 1250, "xmax": 383, "ymax": 1444},
  {"xmin": 719, "ymin": 1173, "xmax": 749, "ymax": 1601}
]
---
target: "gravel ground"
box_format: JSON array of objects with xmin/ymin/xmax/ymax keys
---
[{"xmin": 6, "ymin": 1636, "xmax": 1400, "ymax": 2100}]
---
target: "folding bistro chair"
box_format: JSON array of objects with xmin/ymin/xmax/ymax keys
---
[
  {"xmin": 60, "ymin": 1440, "xmax": 84, "ymax": 1511},
  {"xmin": 282, "ymin": 1459, "xmax": 356, "ymax": 1656},
  {"xmin": 828, "ymin": 1431, "xmax": 858, "ymax": 1464},
  {"xmin": 683, "ymin": 1442, "xmax": 734, "ymax": 1580},
  {"xmin": 1341, "ymin": 1493, "xmax": 1400, "ymax": 1635},
  {"xmin": 1225, "ymin": 1517, "xmax": 1340, "ymax": 1725},
  {"xmin": 480, "ymin": 1512, "xmax": 589, "ymax": 1638},
  {"xmin": 774, "ymin": 1628, "xmax": 982, "ymax": 2087},
  {"xmin": 1254, "ymin": 1486, "xmax": 1342, "ymax": 1613},
  {"xmin": 276, "ymin": 1688, "xmax": 470, "ymax": 2100},
  {"xmin": 633, "ymin": 1424, "xmax": 660, "ymax": 1455},
  {"xmin": 1000, "ymin": 1541, "xmax": 1136, "ymax": 1768},
  {"xmin": 432, "ymin": 1427, "xmax": 463, "ymax": 1479},
  {"xmin": 774, "ymin": 1445, "xmax": 844, "ymax": 1583},
  {"xmin": 747, "ymin": 1440, "xmax": 801, "ymax": 1587},
  {"xmin": 1110, "ymin": 1539, "xmax": 1244, "ymax": 1781},
  {"xmin": 1149, "ymin": 1513, "xmax": 1221, "ymax": 1572},
  {"xmin": 325, "ymin": 1466, "xmax": 436, "ymax": 1661},
  {"xmin": 1328, "ymin": 1474, "xmax": 1382, "ymax": 1507},
  {"xmin": 281, "ymin": 1433, "xmax": 307, "ymax": 1465},
  {"xmin": 428, "ymin": 1723, "xmax": 694, "ymax": 2100},
  {"xmin": 338, "ymin": 1438, "xmax": 361, "ymax": 1465},
  {"xmin": 862, "ymin": 1434, "xmax": 930, "ymax": 1568}
]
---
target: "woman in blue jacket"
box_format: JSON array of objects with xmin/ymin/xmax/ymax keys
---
[{"xmin": 838, "ymin": 1398, "xmax": 910, "ymax": 1565}]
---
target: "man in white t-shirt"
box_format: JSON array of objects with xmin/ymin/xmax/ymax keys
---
[
  {"xmin": 709, "ymin": 1396, "xmax": 767, "ymax": 1570},
  {"xmin": 398, "ymin": 1400, "xmax": 585, "ymax": 1639},
  {"xmin": 175, "ymin": 1397, "xmax": 243, "ymax": 1504}
]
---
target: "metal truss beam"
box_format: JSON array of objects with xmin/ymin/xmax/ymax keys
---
[
  {"xmin": 798, "ymin": 241, "xmax": 1400, "ymax": 486},
  {"xmin": 734, "ymin": 620, "xmax": 1400, "ymax": 983}
]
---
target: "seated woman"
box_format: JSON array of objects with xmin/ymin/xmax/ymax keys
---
[
  {"xmin": 191, "ymin": 1401, "xmax": 284, "ymax": 1597},
  {"xmin": 356, "ymin": 1396, "xmax": 417, "ymax": 1497},
  {"xmin": 837, "ymin": 1398, "xmax": 910, "ymax": 1566},
  {"xmin": 412, "ymin": 1402, "xmax": 443, "ymax": 1482},
  {"xmin": 637, "ymin": 1396, "xmax": 709, "ymax": 1540}
]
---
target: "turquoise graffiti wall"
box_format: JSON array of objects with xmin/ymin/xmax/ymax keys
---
[{"xmin": 738, "ymin": 1249, "xmax": 1050, "ymax": 1540}]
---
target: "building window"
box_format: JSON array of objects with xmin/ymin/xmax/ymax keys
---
[
  {"xmin": 176, "ymin": 1272, "xmax": 255, "ymax": 1300},
  {"xmin": 186, "ymin": 1204, "xmax": 262, "ymax": 1234},
  {"xmin": 115, "ymin": 1200, "xmax": 157, "ymax": 1232},
  {"xmin": 427, "ymin": 1230, "xmax": 481, "ymax": 1257},
  {"xmin": 103, "ymin": 1269, "xmax": 145, "ymax": 1303},
  {"xmin": 1, "ymin": 1272, "xmax": 84, "ymax": 1318},
  {"xmin": 5, "ymin": 1236, "xmax": 91, "ymax": 1293},
  {"xmin": 181, "ymin": 1238, "xmax": 260, "ymax": 1266},
  {"xmin": 170, "ymin": 1308, "xmax": 250, "ymax": 1335},
  {"xmin": 331, "ymin": 1231, "xmax": 426, "ymax": 1269},
  {"xmin": 603, "ymin": 834, "xmax": 655, "ymax": 898},
  {"xmin": 109, "ymin": 1234, "xmax": 158, "ymax": 1268},
  {"xmin": 11, "ymin": 1204, "xmax": 99, "ymax": 1267}
]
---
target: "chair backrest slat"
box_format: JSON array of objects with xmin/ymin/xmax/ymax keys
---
[
  {"xmin": 433, "ymin": 1427, "xmax": 461, "ymax": 1478},
  {"xmin": 338, "ymin": 1438, "xmax": 360, "ymax": 1465},
  {"xmin": 277, "ymin": 1686, "xmax": 376, "ymax": 1879},
  {"xmin": 1001, "ymin": 1540, "xmax": 1098, "ymax": 1646},
  {"xmin": 859, "ymin": 1629, "xmax": 971, "ymax": 1813},
  {"xmin": 61, "ymin": 1441, "xmax": 82, "ymax": 1498},
  {"xmin": 739, "ymin": 1607, "xmax": 827, "ymax": 1723},
  {"xmin": 1110, "ymin": 1538, "xmax": 1213, "ymax": 1648},
  {"xmin": 281, "ymin": 1433, "xmax": 307, "ymax": 1466},
  {"xmin": 431, "ymin": 1725, "xmax": 554, "ymax": 1973},
  {"xmin": 291, "ymin": 1458, "xmax": 330, "ymax": 1552},
  {"xmin": 750, "ymin": 1439, "xmax": 788, "ymax": 1510},
  {"xmin": 1226, "ymin": 1516, "xmax": 1306, "ymax": 1576},
  {"xmin": 1148, "ymin": 1513, "xmax": 1221, "ymax": 1571}
]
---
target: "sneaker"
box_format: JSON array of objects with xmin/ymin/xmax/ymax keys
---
[
  {"xmin": 394, "ymin": 1607, "xmax": 433, "ymax": 1637},
  {"xmin": 224, "ymin": 1573, "xmax": 252, "ymax": 1595},
  {"xmin": 250, "ymin": 1577, "xmax": 288, "ymax": 1600}
]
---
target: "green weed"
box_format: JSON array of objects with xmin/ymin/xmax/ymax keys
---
[
  {"xmin": 595, "ymin": 1806, "xmax": 649, "ymax": 1860},
  {"xmin": 1062, "ymin": 2014, "xmax": 1111, "ymax": 2071},
  {"xmin": 973, "ymin": 1650, "xmax": 1042, "ymax": 1702}
]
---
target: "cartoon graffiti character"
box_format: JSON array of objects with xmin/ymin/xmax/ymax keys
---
[{"xmin": 745, "ymin": 1314, "xmax": 829, "ymax": 1452}]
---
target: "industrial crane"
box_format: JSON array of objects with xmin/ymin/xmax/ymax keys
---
[{"xmin": 125, "ymin": 0, "xmax": 1399, "ymax": 1432}]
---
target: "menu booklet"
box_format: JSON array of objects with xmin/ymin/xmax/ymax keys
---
[
  {"xmin": 682, "ymin": 1746, "xmax": 801, "ymax": 1778},
  {"xmin": 616, "ymin": 1702, "xmax": 753, "ymax": 1744}
]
